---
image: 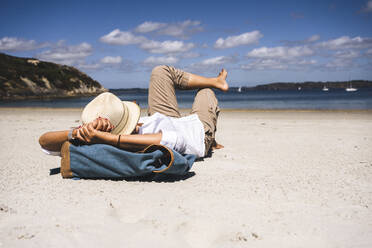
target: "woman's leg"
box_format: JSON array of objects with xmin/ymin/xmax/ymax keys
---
[
  {"xmin": 148, "ymin": 65, "xmax": 228, "ymax": 117},
  {"xmin": 148, "ymin": 65, "xmax": 186, "ymax": 117},
  {"xmin": 188, "ymin": 69, "xmax": 227, "ymax": 154},
  {"xmin": 188, "ymin": 69, "xmax": 229, "ymax": 92},
  {"xmin": 147, "ymin": 65, "xmax": 226, "ymax": 154},
  {"xmin": 190, "ymin": 88, "xmax": 220, "ymax": 156}
]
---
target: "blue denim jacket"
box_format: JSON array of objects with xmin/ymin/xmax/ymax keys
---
[{"xmin": 60, "ymin": 142, "xmax": 196, "ymax": 179}]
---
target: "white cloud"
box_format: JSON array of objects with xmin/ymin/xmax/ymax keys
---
[
  {"xmin": 241, "ymin": 59, "xmax": 288, "ymax": 70},
  {"xmin": 306, "ymin": 35, "xmax": 320, "ymax": 43},
  {"xmin": 242, "ymin": 42, "xmax": 319, "ymax": 71},
  {"xmin": 158, "ymin": 20, "xmax": 203, "ymax": 38},
  {"xmin": 325, "ymin": 58, "xmax": 353, "ymax": 69},
  {"xmin": 100, "ymin": 27, "xmax": 197, "ymax": 55},
  {"xmin": 134, "ymin": 20, "xmax": 203, "ymax": 38},
  {"xmin": 317, "ymin": 36, "xmax": 372, "ymax": 50},
  {"xmin": 214, "ymin": 31, "xmax": 263, "ymax": 49},
  {"xmin": 320, "ymin": 48, "xmax": 361, "ymax": 70},
  {"xmin": 78, "ymin": 63, "xmax": 102, "ymax": 70},
  {"xmin": 143, "ymin": 56, "xmax": 178, "ymax": 66},
  {"xmin": 333, "ymin": 50, "xmax": 359, "ymax": 59},
  {"xmin": 100, "ymin": 56, "xmax": 122, "ymax": 64},
  {"xmin": 37, "ymin": 42, "xmax": 92, "ymax": 65},
  {"xmin": 79, "ymin": 58, "xmax": 137, "ymax": 72},
  {"xmin": 185, "ymin": 56, "xmax": 237, "ymax": 73},
  {"xmin": 241, "ymin": 58, "xmax": 317, "ymax": 71},
  {"xmin": 199, "ymin": 56, "xmax": 237, "ymax": 66},
  {"xmin": 140, "ymin": 40, "xmax": 194, "ymax": 54},
  {"xmin": 281, "ymin": 34, "xmax": 320, "ymax": 46},
  {"xmin": 246, "ymin": 46, "xmax": 314, "ymax": 59},
  {"xmin": 179, "ymin": 52, "xmax": 200, "ymax": 59},
  {"xmin": 200, "ymin": 56, "xmax": 229, "ymax": 65},
  {"xmin": 362, "ymin": 0, "xmax": 372, "ymax": 12},
  {"xmin": 135, "ymin": 21, "xmax": 166, "ymax": 33},
  {"xmin": 100, "ymin": 29, "xmax": 146, "ymax": 45},
  {"xmin": 297, "ymin": 59, "xmax": 317, "ymax": 65},
  {"xmin": 238, "ymin": 35, "xmax": 370, "ymax": 72},
  {"xmin": 0, "ymin": 37, "xmax": 47, "ymax": 51}
]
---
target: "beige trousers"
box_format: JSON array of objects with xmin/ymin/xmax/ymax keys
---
[{"xmin": 147, "ymin": 65, "xmax": 220, "ymax": 156}]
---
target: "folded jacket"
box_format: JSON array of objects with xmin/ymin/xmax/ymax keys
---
[{"xmin": 60, "ymin": 141, "xmax": 196, "ymax": 179}]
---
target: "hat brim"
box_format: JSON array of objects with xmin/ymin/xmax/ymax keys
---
[{"xmin": 116, "ymin": 101, "xmax": 141, "ymax": 135}]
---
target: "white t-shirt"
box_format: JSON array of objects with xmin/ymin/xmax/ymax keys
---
[
  {"xmin": 139, "ymin": 112, "xmax": 205, "ymax": 158},
  {"xmin": 42, "ymin": 112, "xmax": 205, "ymax": 158}
]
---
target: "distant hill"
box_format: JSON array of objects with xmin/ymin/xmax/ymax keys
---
[
  {"xmin": 0, "ymin": 53, "xmax": 107, "ymax": 100},
  {"xmin": 241, "ymin": 80, "xmax": 372, "ymax": 91}
]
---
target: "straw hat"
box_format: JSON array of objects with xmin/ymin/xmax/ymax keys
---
[{"xmin": 81, "ymin": 92, "xmax": 140, "ymax": 135}]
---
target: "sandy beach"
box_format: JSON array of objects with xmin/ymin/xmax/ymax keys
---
[{"xmin": 0, "ymin": 108, "xmax": 372, "ymax": 248}]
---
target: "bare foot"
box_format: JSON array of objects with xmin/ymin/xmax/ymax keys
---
[
  {"xmin": 216, "ymin": 68, "xmax": 229, "ymax": 92},
  {"xmin": 212, "ymin": 139, "xmax": 224, "ymax": 150}
]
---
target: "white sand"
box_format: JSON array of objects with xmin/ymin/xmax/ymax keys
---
[{"xmin": 1, "ymin": 108, "xmax": 372, "ymax": 247}]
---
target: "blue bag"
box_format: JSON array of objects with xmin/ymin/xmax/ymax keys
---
[{"xmin": 60, "ymin": 141, "xmax": 196, "ymax": 179}]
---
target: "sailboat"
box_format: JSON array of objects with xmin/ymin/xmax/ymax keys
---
[
  {"xmin": 322, "ymin": 85, "xmax": 329, "ymax": 91},
  {"xmin": 238, "ymin": 87, "xmax": 242, "ymax": 93},
  {"xmin": 345, "ymin": 82, "xmax": 357, "ymax": 92}
]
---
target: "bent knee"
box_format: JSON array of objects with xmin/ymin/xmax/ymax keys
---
[
  {"xmin": 193, "ymin": 88, "xmax": 219, "ymax": 116},
  {"xmin": 151, "ymin": 65, "xmax": 168, "ymax": 76},
  {"xmin": 196, "ymin": 88, "xmax": 217, "ymax": 100},
  {"xmin": 199, "ymin": 88, "xmax": 214, "ymax": 95}
]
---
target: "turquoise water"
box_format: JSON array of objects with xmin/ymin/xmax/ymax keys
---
[{"xmin": 1, "ymin": 88, "xmax": 372, "ymax": 110}]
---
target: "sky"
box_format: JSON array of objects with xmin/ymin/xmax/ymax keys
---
[{"xmin": 1, "ymin": 0, "xmax": 372, "ymax": 88}]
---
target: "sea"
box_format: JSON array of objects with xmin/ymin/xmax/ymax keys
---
[{"xmin": 1, "ymin": 88, "xmax": 372, "ymax": 110}]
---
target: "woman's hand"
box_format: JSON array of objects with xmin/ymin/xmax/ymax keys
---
[
  {"xmin": 75, "ymin": 123, "xmax": 103, "ymax": 144},
  {"xmin": 91, "ymin": 117, "xmax": 114, "ymax": 132},
  {"xmin": 133, "ymin": 123, "xmax": 143, "ymax": 134}
]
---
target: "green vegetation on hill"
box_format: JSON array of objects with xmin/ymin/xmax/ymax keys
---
[{"xmin": 0, "ymin": 53, "xmax": 106, "ymax": 100}]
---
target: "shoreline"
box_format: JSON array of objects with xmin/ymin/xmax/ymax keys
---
[{"xmin": 1, "ymin": 107, "xmax": 372, "ymax": 113}]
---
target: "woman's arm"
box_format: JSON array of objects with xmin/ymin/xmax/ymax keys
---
[
  {"xmin": 76, "ymin": 123, "xmax": 162, "ymax": 151},
  {"xmin": 39, "ymin": 130, "xmax": 75, "ymax": 152},
  {"xmin": 39, "ymin": 117, "xmax": 113, "ymax": 151}
]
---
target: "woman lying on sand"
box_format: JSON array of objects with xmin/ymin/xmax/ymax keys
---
[{"xmin": 39, "ymin": 65, "xmax": 228, "ymax": 158}]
